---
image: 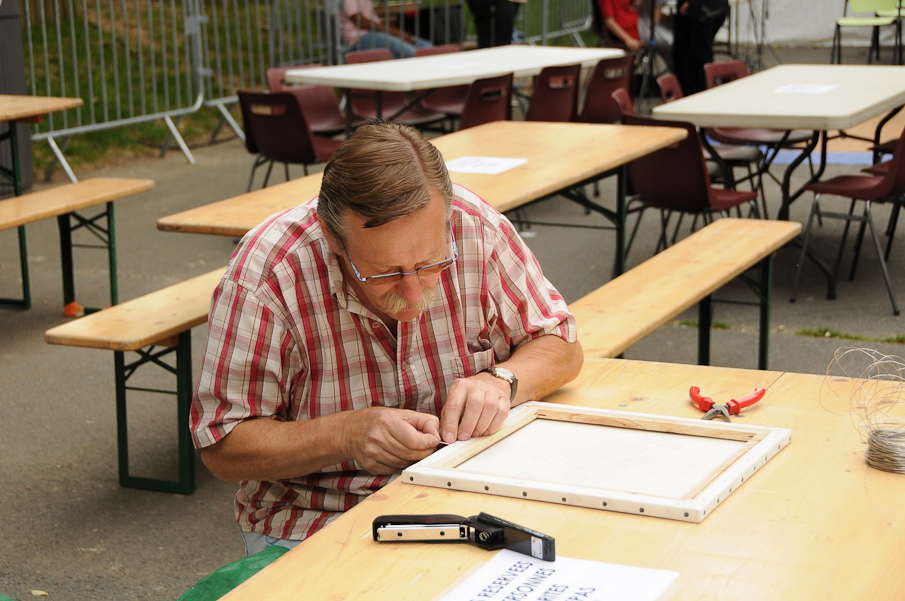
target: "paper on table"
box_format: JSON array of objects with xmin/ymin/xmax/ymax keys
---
[
  {"xmin": 436, "ymin": 549, "xmax": 678, "ymax": 601},
  {"xmin": 446, "ymin": 156, "xmax": 529, "ymax": 175},
  {"xmin": 773, "ymin": 84, "xmax": 838, "ymax": 95}
]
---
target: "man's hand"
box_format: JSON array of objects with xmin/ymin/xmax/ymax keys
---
[
  {"xmin": 344, "ymin": 407, "xmax": 440, "ymax": 475},
  {"xmin": 626, "ymin": 38, "xmax": 643, "ymax": 51},
  {"xmin": 440, "ymin": 373, "xmax": 511, "ymax": 444}
]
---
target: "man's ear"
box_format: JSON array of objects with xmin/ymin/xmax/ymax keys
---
[{"xmin": 317, "ymin": 213, "xmax": 344, "ymax": 255}]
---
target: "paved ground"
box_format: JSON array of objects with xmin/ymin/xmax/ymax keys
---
[{"xmin": 1, "ymin": 45, "xmax": 904, "ymax": 600}]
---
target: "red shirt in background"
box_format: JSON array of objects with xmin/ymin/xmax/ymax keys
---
[{"xmin": 599, "ymin": 0, "xmax": 640, "ymax": 42}]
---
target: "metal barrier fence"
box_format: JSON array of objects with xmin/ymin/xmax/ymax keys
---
[{"xmin": 19, "ymin": 0, "xmax": 592, "ymax": 179}]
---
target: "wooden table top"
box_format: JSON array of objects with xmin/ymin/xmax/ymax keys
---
[
  {"xmin": 220, "ymin": 357, "xmax": 905, "ymax": 601},
  {"xmin": 652, "ymin": 64, "xmax": 905, "ymax": 131},
  {"xmin": 157, "ymin": 121, "xmax": 686, "ymax": 237},
  {"xmin": 0, "ymin": 94, "xmax": 83, "ymax": 123},
  {"xmin": 285, "ymin": 46, "xmax": 624, "ymax": 91}
]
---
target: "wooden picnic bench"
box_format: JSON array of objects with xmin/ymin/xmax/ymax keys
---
[
  {"xmin": 44, "ymin": 266, "xmax": 227, "ymax": 494},
  {"xmin": 0, "ymin": 177, "xmax": 155, "ymax": 314},
  {"xmin": 569, "ymin": 218, "xmax": 802, "ymax": 369}
]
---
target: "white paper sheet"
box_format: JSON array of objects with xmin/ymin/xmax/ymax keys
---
[
  {"xmin": 437, "ymin": 549, "xmax": 678, "ymax": 601},
  {"xmin": 446, "ymin": 156, "xmax": 529, "ymax": 174},
  {"xmin": 773, "ymin": 84, "xmax": 838, "ymax": 95}
]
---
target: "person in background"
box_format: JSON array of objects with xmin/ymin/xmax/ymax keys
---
[
  {"xmin": 466, "ymin": 0, "xmax": 526, "ymax": 48},
  {"xmin": 342, "ymin": 0, "xmax": 431, "ymax": 59},
  {"xmin": 191, "ymin": 122, "xmax": 583, "ymax": 555},
  {"xmin": 671, "ymin": 0, "xmax": 729, "ymax": 95},
  {"xmin": 598, "ymin": 0, "xmax": 642, "ymax": 51},
  {"xmin": 637, "ymin": 0, "xmax": 673, "ymax": 50}
]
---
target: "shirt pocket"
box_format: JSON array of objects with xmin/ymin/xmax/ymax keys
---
[{"xmin": 445, "ymin": 348, "xmax": 495, "ymax": 382}]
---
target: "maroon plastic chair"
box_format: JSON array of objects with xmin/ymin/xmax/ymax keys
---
[
  {"xmin": 525, "ymin": 64, "xmax": 582, "ymax": 122},
  {"xmin": 413, "ymin": 45, "xmax": 468, "ymax": 123},
  {"xmin": 457, "ymin": 73, "xmax": 513, "ymax": 130},
  {"xmin": 620, "ymin": 113, "xmax": 758, "ymax": 252},
  {"xmin": 576, "ymin": 54, "xmax": 635, "ymax": 124},
  {"xmin": 656, "ymin": 72, "xmax": 684, "ymax": 104},
  {"xmin": 238, "ymin": 90, "xmax": 343, "ymax": 191},
  {"xmin": 790, "ymin": 125, "xmax": 905, "ymax": 315},
  {"xmin": 610, "ymin": 87, "xmax": 634, "ymax": 117},
  {"xmin": 265, "ymin": 64, "xmax": 353, "ymax": 137},
  {"xmin": 345, "ymin": 49, "xmax": 446, "ymax": 127}
]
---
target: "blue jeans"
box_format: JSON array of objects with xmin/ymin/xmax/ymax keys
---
[
  {"xmin": 350, "ymin": 31, "xmax": 431, "ymax": 59},
  {"xmin": 242, "ymin": 531, "xmax": 302, "ymax": 556}
]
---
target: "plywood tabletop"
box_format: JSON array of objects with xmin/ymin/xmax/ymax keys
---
[
  {"xmin": 158, "ymin": 121, "xmax": 686, "ymax": 236},
  {"xmin": 0, "ymin": 94, "xmax": 83, "ymax": 123},
  {"xmin": 571, "ymin": 218, "xmax": 802, "ymax": 358},
  {"xmin": 219, "ymin": 357, "xmax": 905, "ymax": 601}
]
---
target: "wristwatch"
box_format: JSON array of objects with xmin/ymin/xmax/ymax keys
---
[{"xmin": 486, "ymin": 365, "xmax": 518, "ymax": 403}]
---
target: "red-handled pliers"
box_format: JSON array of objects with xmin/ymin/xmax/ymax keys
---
[{"xmin": 689, "ymin": 386, "xmax": 766, "ymax": 422}]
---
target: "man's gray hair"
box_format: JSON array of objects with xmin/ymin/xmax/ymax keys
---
[{"xmin": 317, "ymin": 121, "xmax": 454, "ymax": 242}]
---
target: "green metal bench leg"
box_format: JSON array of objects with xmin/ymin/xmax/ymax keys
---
[
  {"xmin": 114, "ymin": 331, "xmax": 195, "ymax": 494},
  {"xmin": 615, "ymin": 166, "xmax": 627, "ymax": 277},
  {"xmin": 57, "ymin": 201, "xmax": 119, "ymax": 313},
  {"xmin": 58, "ymin": 214, "xmax": 76, "ymax": 306},
  {"xmin": 697, "ymin": 294, "xmax": 713, "ymax": 366},
  {"xmin": 0, "ymin": 120, "xmax": 31, "ymax": 309},
  {"xmin": 757, "ymin": 257, "xmax": 773, "ymax": 371}
]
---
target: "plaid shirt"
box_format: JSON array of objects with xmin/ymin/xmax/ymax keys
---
[{"xmin": 191, "ymin": 184, "xmax": 577, "ymax": 540}]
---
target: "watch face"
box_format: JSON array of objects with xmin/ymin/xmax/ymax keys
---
[{"xmin": 491, "ymin": 366, "xmax": 515, "ymax": 381}]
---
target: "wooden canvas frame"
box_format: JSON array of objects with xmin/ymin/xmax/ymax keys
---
[{"xmin": 402, "ymin": 402, "xmax": 791, "ymax": 523}]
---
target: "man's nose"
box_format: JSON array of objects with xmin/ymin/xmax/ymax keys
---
[{"xmin": 394, "ymin": 273, "xmax": 424, "ymax": 303}]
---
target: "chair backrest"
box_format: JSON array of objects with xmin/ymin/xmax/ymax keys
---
[
  {"xmin": 345, "ymin": 49, "xmax": 409, "ymax": 118},
  {"xmin": 621, "ymin": 114, "xmax": 715, "ymax": 213},
  {"xmin": 703, "ymin": 59, "xmax": 749, "ymax": 89},
  {"xmin": 611, "ymin": 87, "xmax": 635, "ymax": 118},
  {"xmin": 458, "ymin": 73, "xmax": 514, "ymax": 130},
  {"xmin": 265, "ymin": 64, "xmax": 322, "ymax": 93},
  {"xmin": 238, "ymin": 90, "xmax": 317, "ymax": 164},
  {"xmin": 656, "ymin": 73, "xmax": 684, "ymax": 103},
  {"xmin": 414, "ymin": 44, "xmax": 461, "ymax": 57},
  {"xmin": 879, "ymin": 122, "xmax": 905, "ymax": 195},
  {"xmin": 525, "ymin": 64, "xmax": 581, "ymax": 122},
  {"xmin": 577, "ymin": 54, "xmax": 635, "ymax": 124},
  {"xmin": 264, "ymin": 64, "xmax": 344, "ymax": 133},
  {"xmin": 848, "ymin": 0, "xmax": 899, "ymax": 13}
]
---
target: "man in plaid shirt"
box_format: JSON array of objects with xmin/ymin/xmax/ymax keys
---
[{"xmin": 191, "ymin": 122, "xmax": 583, "ymax": 555}]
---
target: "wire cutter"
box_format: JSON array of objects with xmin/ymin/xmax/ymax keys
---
[{"xmin": 689, "ymin": 386, "xmax": 766, "ymax": 422}]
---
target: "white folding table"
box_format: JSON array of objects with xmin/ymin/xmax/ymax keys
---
[{"xmin": 285, "ymin": 45, "xmax": 623, "ymax": 127}]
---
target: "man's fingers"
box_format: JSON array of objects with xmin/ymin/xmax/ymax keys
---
[{"xmin": 440, "ymin": 384, "xmax": 467, "ymax": 443}]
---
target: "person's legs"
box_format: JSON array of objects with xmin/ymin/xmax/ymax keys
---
[
  {"xmin": 491, "ymin": 0, "xmax": 520, "ymax": 46},
  {"xmin": 241, "ymin": 532, "xmax": 302, "ymax": 556},
  {"xmin": 350, "ymin": 31, "xmax": 421, "ymax": 59},
  {"xmin": 466, "ymin": 0, "xmax": 494, "ymax": 48}
]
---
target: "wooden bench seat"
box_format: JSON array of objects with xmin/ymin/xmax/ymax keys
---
[
  {"xmin": 45, "ymin": 266, "xmax": 227, "ymax": 494},
  {"xmin": 0, "ymin": 177, "xmax": 154, "ymax": 313},
  {"xmin": 569, "ymin": 218, "xmax": 802, "ymax": 369}
]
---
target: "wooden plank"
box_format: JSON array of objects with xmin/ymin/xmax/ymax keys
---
[
  {"xmin": 44, "ymin": 267, "xmax": 226, "ymax": 351},
  {"xmin": 0, "ymin": 94, "xmax": 83, "ymax": 122},
  {"xmin": 0, "ymin": 178, "xmax": 155, "ymax": 231},
  {"xmin": 157, "ymin": 121, "xmax": 686, "ymax": 236},
  {"xmin": 570, "ymin": 218, "xmax": 801, "ymax": 358}
]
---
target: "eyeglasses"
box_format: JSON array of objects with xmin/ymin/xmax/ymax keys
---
[{"xmin": 343, "ymin": 221, "xmax": 458, "ymax": 286}]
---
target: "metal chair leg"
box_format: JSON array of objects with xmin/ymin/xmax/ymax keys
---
[
  {"xmin": 865, "ymin": 201, "xmax": 901, "ymax": 315},
  {"xmin": 791, "ymin": 194, "xmax": 821, "ymax": 303},
  {"xmin": 832, "ymin": 198, "xmax": 856, "ymax": 279}
]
